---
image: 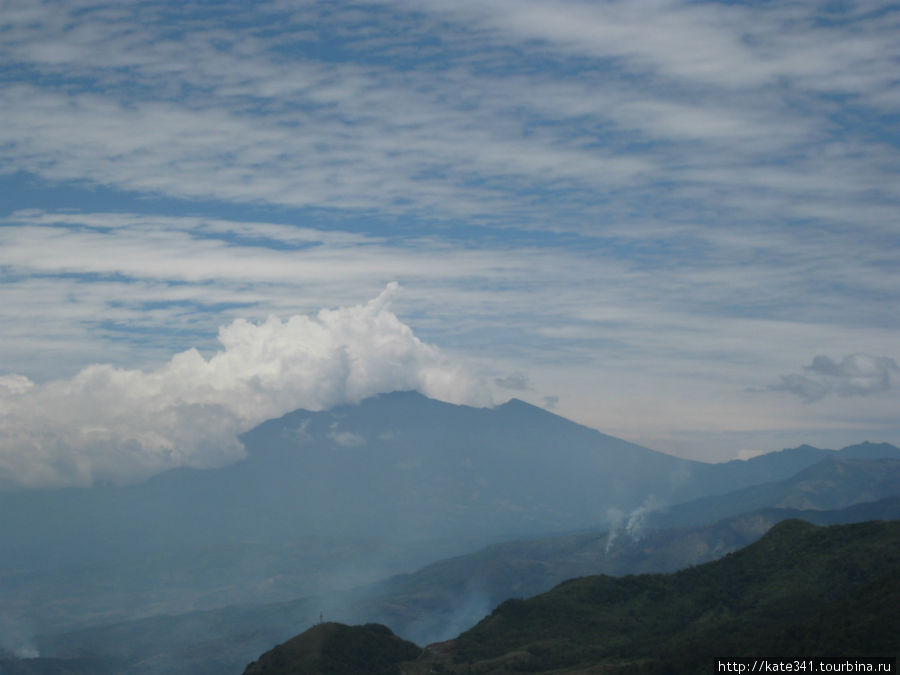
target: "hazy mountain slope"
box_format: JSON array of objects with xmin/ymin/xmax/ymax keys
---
[
  {"xmin": 0, "ymin": 392, "xmax": 698, "ymax": 560},
  {"xmin": 0, "ymin": 392, "xmax": 706, "ymax": 635},
  {"xmin": 331, "ymin": 494, "xmax": 900, "ymax": 645},
  {"xmin": 433, "ymin": 520, "xmax": 900, "ymax": 672},
  {"xmin": 686, "ymin": 441, "xmax": 900, "ymax": 492},
  {"xmin": 30, "ymin": 498, "xmax": 900, "ymax": 673},
  {"xmin": 3, "ymin": 392, "xmax": 899, "ymax": 664},
  {"xmin": 16, "ymin": 392, "xmax": 889, "ymax": 566},
  {"xmin": 29, "ymin": 597, "xmax": 318, "ymax": 675},
  {"xmin": 652, "ymin": 457, "xmax": 900, "ymax": 531},
  {"xmin": 4, "ymin": 395, "xmax": 897, "ymax": 572},
  {"xmin": 228, "ymin": 391, "xmax": 705, "ymax": 538},
  {"xmin": 240, "ymin": 520, "xmax": 900, "ymax": 673}
]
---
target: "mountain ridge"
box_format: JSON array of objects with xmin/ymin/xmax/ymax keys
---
[
  {"xmin": 240, "ymin": 519, "xmax": 900, "ymax": 673},
  {"xmin": 2, "ymin": 391, "xmax": 898, "ymax": 668}
]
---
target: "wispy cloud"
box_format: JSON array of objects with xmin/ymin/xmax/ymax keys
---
[
  {"xmin": 0, "ymin": 0, "xmax": 898, "ymax": 464},
  {"xmin": 1, "ymin": 1, "xmax": 897, "ymax": 231}
]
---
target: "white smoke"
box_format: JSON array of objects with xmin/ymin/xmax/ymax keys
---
[
  {"xmin": 0, "ymin": 284, "xmax": 488, "ymax": 490},
  {"xmin": 605, "ymin": 495, "xmax": 662, "ymax": 553},
  {"xmin": 604, "ymin": 507, "xmax": 626, "ymax": 553},
  {"xmin": 0, "ymin": 613, "xmax": 39, "ymax": 659}
]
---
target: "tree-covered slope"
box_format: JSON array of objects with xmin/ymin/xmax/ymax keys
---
[{"xmin": 434, "ymin": 520, "xmax": 900, "ymax": 672}]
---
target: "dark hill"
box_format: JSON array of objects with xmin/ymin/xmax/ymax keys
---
[{"xmin": 242, "ymin": 622, "xmax": 421, "ymax": 675}]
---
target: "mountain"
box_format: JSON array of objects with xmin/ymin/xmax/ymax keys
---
[
  {"xmin": 5, "ymin": 395, "xmax": 896, "ymax": 566},
  {"xmin": 2, "ymin": 392, "xmax": 898, "ymax": 665},
  {"xmin": 688, "ymin": 440, "xmax": 900, "ymax": 490},
  {"xmin": 0, "ymin": 393, "xmax": 700, "ymax": 557},
  {"xmin": 230, "ymin": 391, "xmax": 706, "ymax": 538},
  {"xmin": 244, "ymin": 520, "xmax": 900, "ymax": 674},
  {"xmin": 0, "ymin": 392, "xmax": 710, "ymax": 634},
  {"xmin": 651, "ymin": 457, "xmax": 900, "ymax": 531}
]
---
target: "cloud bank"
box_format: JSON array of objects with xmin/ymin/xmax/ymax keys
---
[
  {"xmin": 0, "ymin": 284, "xmax": 487, "ymax": 490},
  {"xmin": 770, "ymin": 353, "xmax": 899, "ymax": 403}
]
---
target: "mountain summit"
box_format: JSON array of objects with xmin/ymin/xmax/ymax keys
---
[
  {"xmin": 3, "ymin": 392, "xmax": 898, "ymax": 643},
  {"xmin": 232, "ymin": 390, "xmax": 704, "ymax": 539},
  {"xmin": 6, "ymin": 392, "xmax": 898, "ymax": 550}
]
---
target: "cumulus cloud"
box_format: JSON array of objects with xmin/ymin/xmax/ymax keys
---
[
  {"xmin": 0, "ymin": 284, "xmax": 488, "ymax": 490},
  {"xmin": 770, "ymin": 353, "xmax": 899, "ymax": 402}
]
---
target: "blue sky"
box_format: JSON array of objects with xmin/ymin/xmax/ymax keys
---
[{"xmin": 1, "ymin": 0, "xmax": 899, "ymax": 487}]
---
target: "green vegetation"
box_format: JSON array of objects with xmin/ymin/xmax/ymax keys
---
[{"xmin": 434, "ymin": 520, "xmax": 900, "ymax": 672}]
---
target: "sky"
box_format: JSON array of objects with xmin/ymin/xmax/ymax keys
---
[{"xmin": 1, "ymin": 0, "xmax": 899, "ymax": 488}]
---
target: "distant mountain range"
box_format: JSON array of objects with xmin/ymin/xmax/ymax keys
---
[
  {"xmin": 334, "ymin": 493, "xmax": 900, "ymax": 647},
  {"xmin": 1, "ymin": 392, "xmax": 898, "ymax": 673},
  {"xmin": 6, "ymin": 393, "xmax": 895, "ymax": 558},
  {"xmin": 242, "ymin": 519, "xmax": 900, "ymax": 674},
  {"xmin": 650, "ymin": 455, "xmax": 900, "ymax": 531}
]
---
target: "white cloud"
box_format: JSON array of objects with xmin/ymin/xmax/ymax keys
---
[
  {"xmin": 1, "ymin": 1, "xmax": 898, "ymax": 463},
  {"xmin": 0, "ymin": 284, "xmax": 488, "ymax": 489},
  {"xmin": 2, "ymin": 207, "xmax": 898, "ymax": 463},
  {"xmin": 425, "ymin": 0, "xmax": 900, "ymax": 98},
  {"xmin": 2, "ymin": 0, "xmax": 896, "ymax": 236},
  {"xmin": 0, "ymin": 375, "xmax": 34, "ymax": 396}
]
